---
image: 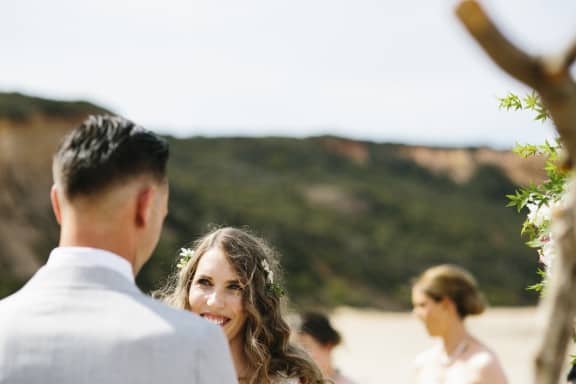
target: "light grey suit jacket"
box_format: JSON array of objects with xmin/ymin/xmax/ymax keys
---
[{"xmin": 0, "ymin": 263, "xmax": 237, "ymax": 384}]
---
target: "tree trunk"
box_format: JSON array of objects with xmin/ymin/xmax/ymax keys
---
[{"xmin": 455, "ymin": 1, "xmax": 576, "ymax": 383}]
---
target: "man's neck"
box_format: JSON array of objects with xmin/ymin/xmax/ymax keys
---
[{"xmin": 59, "ymin": 226, "xmax": 136, "ymax": 274}]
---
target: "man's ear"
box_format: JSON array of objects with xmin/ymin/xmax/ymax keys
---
[
  {"xmin": 135, "ymin": 186, "xmax": 155, "ymax": 228},
  {"xmin": 50, "ymin": 185, "xmax": 63, "ymax": 225}
]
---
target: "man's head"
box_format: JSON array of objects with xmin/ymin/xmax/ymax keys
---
[{"xmin": 51, "ymin": 115, "xmax": 170, "ymax": 274}]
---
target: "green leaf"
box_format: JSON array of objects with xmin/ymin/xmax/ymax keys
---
[
  {"xmin": 527, "ymin": 281, "xmax": 544, "ymax": 293},
  {"xmin": 498, "ymin": 92, "xmax": 522, "ymax": 111},
  {"xmin": 523, "ymin": 92, "xmax": 539, "ymax": 109}
]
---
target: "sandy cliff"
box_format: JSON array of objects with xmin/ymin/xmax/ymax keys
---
[{"xmin": 0, "ymin": 95, "xmax": 108, "ymax": 282}]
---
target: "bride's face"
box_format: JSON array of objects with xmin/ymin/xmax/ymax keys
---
[{"xmin": 188, "ymin": 246, "xmax": 247, "ymax": 346}]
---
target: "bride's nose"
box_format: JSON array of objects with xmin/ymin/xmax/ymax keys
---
[{"xmin": 206, "ymin": 290, "xmax": 225, "ymax": 308}]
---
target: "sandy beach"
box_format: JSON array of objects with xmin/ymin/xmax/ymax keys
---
[{"xmin": 325, "ymin": 306, "xmax": 574, "ymax": 383}]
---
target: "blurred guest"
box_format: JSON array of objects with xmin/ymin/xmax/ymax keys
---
[
  {"xmin": 411, "ymin": 264, "xmax": 508, "ymax": 384},
  {"xmin": 568, "ymin": 364, "xmax": 576, "ymax": 384},
  {"xmin": 296, "ymin": 311, "xmax": 357, "ymax": 384}
]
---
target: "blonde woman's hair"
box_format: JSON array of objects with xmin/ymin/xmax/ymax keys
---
[
  {"xmin": 413, "ymin": 264, "xmax": 487, "ymax": 318},
  {"xmin": 156, "ymin": 226, "xmax": 324, "ymax": 384}
]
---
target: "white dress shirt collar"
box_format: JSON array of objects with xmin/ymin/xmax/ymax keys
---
[{"xmin": 47, "ymin": 246, "xmax": 135, "ymax": 283}]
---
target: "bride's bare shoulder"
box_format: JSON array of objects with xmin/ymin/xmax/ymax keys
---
[{"xmin": 465, "ymin": 341, "xmax": 508, "ymax": 383}]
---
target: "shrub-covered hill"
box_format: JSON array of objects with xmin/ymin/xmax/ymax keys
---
[
  {"xmin": 0, "ymin": 92, "xmax": 541, "ymax": 309},
  {"xmin": 0, "ymin": 92, "xmax": 107, "ymax": 121},
  {"xmin": 139, "ymin": 136, "xmax": 539, "ymax": 309}
]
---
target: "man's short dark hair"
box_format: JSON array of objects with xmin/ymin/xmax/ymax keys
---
[{"xmin": 53, "ymin": 115, "xmax": 169, "ymax": 199}]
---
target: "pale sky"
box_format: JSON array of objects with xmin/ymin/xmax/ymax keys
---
[{"xmin": 1, "ymin": 0, "xmax": 574, "ymax": 148}]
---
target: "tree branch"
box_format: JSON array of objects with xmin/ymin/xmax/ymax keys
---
[
  {"xmin": 455, "ymin": 1, "xmax": 576, "ymax": 155},
  {"xmin": 455, "ymin": 1, "xmax": 576, "ymax": 383},
  {"xmin": 535, "ymin": 186, "xmax": 576, "ymax": 384},
  {"xmin": 565, "ymin": 37, "xmax": 576, "ymax": 68},
  {"xmin": 455, "ymin": 0, "xmax": 541, "ymax": 89}
]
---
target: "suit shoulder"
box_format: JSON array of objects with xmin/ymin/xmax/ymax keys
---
[
  {"xmin": 133, "ymin": 293, "xmax": 220, "ymax": 337},
  {"xmin": 0, "ymin": 291, "xmax": 25, "ymax": 315}
]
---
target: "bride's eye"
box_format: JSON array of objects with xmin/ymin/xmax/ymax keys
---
[
  {"xmin": 196, "ymin": 278, "xmax": 212, "ymax": 287},
  {"xmin": 228, "ymin": 283, "xmax": 243, "ymax": 291}
]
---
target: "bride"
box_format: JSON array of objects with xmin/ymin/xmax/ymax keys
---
[{"xmin": 158, "ymin": 227, "xmax": 325, "ymax": 384}]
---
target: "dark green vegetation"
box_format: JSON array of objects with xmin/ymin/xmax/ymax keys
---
[
  {"xmin": 0, "ymin": 91, "xmax": 538, "ymax": 309},
  {"xmin": 138, "ymin": 136, "xmax": 538, "ymax": 309},
  {"xmin": 0, "ymin": 92, "xmax": 107, "ymax": 121}
]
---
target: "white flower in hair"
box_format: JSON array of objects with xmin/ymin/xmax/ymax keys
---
[
  {"xmin": 261, "ymin": 259, "xmax": 274, "ymax": 284},
  {"xmin": 260, "ymin": 259, "xmax": 284, "ymax": 297},
  {"xmin": 177, "ymin": 248, "xmax": 194, "ymax": 270}
]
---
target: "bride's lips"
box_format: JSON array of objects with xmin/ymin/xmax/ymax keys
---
[{"xmin": 201, "ymin": 313, "xmax": 231, "ymax": 327}]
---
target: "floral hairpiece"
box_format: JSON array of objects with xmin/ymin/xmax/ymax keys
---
[
  {"xmin": 177, "ymin": 247, "xmax": 284, "ymax": 296},
  {"xmin": 261, "ymin": 259, "xmax": 285, "ymax": 297},
  {"xmin": 177, "ymin": 248, "xmax": 194, "ymax": 270},
  {"xmin": 261, "ymin": 259, "xmax": 274, "ymax": 284}
]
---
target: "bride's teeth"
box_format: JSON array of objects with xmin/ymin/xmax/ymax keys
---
[{"xmin": 204, "ymin": 315, "xmax": 226, "ymax": 326}]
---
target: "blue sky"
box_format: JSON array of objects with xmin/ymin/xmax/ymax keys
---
[{"xmin": 1, "ymin": 0, "xmax": 574, "ymax": 147}]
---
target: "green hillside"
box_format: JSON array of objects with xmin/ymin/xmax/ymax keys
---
[
  {"xmin": 0, "ymin": 91, "xmax": 538, "ymax": 308},
  {"xmin": 137, "ymin": 136, "xmax": 537, "ymax": 309},
  {"xmin": 0, "ymin": 92, "xmax": 107, "ymax": 121}
]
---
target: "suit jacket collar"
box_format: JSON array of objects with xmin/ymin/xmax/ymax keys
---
[
  {"xmin": 47, "ymin": 246, "xmax": 135, "ymax": 283},
  {"xmin": 22, "ymin": 264, "xmax": 142, "ymax": 296}
]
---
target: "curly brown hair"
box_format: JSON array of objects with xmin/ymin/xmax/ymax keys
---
[{"xmin": 156, "ymin": 227, "xmax": 325, "ymax": 384}]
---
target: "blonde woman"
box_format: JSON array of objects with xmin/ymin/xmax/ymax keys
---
[
  {"xmin": 158, "ymin": 227, "xmax": 324, "ymax": 384},
  {"xmin": 411, "ymin": 265, "xmax": 508, "ymax": 384}
]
